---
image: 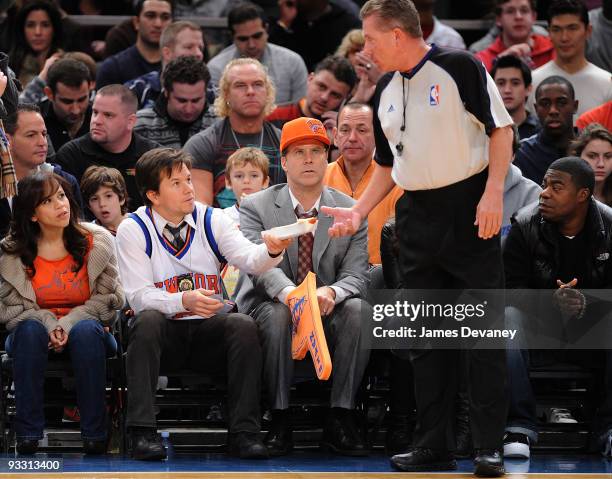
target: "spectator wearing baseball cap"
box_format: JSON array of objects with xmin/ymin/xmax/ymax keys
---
[
  {"xmin": 279, "ymin": 116, "xmax": 331, "ymax": 153},
  {"xmin": 235, "ymin": 116, "xmax": 372, "ymax": 458}
]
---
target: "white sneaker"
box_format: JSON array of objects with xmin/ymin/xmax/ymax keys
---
[
  {"xmin": 546, "ymin": 408, "xmax": 577, "ymax": 423},
  {"xmin": 503, "ymin": 432, "xmax": 530, "ymax": 459}
]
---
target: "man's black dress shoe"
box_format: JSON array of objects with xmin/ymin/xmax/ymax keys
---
[
  {"xmin": 83, "ymin": 439, "xmax": 107, "ymax": 455},
  {"xmin": 131, "ymin": 428, "xmax": 166, "ymax": 461},
  {"xmin": 474, "ymin": 449, "xmax": 505, "ymax": 477},
  {"xmin": 320, "ymin": 408, "xmax": 368, "ymax": 456},
  {"xmin": 228, "ymin": 432, "xmax": 269, "ymax": 459},
  {"xmin": 390, "ymin": 448, "xmax": 457, "ymax": 472},
  {"xmin": 16, "ymin": 439, "xmax": 39, "ymax": 455},
  {"xmin": 264, "ymin": 409, "xmax": 293, "ymax": 456}
]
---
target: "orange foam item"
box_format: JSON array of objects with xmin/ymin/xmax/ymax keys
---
[{"xmin": 287, "ymin": 272, "xmax": 332, "ymax": 380}]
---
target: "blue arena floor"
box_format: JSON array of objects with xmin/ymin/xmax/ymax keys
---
[{"xmin": 0, "ymin": 451, "xmax": 610, "ymax": 475}]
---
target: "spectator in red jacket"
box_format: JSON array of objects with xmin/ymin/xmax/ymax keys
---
[
  {"xmin": 576, "ymin": 101, "xmax": 612, "ymax": 132},
  {"xmin": 475, "ymin": 0, "xmax": 554, "ymax": 71}
]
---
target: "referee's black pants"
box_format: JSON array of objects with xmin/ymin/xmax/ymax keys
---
[{"xmin": 395, "ymin": 169, "xmax": 508, "ymax": 452}]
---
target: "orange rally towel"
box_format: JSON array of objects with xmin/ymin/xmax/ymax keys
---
[{"xmin": 287, "ymin": 271, "xmax": 332, "ymax": 380}]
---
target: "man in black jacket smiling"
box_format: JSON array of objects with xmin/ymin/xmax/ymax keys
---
[{"xmin": 503, "ymin": 156, "xmax": 612, "ymax": 460}]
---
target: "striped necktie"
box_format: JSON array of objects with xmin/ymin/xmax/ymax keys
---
[{"xmin": 165, "ymin": 222, "xmax": 186, "ymax": 250}]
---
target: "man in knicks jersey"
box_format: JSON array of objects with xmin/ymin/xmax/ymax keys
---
[{"xmin": 115, "ymin": 148, "xmax": 292, "ymax": 461}]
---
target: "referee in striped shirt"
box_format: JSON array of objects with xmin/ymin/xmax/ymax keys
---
[{"xmin": 322, "ymin": 0, "xmax": 514, "ymax": 476}]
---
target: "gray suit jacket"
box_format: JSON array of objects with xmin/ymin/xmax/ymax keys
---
[{"xmin": 235, "ymin": 184, "xmax": 370, "ymax": 314}]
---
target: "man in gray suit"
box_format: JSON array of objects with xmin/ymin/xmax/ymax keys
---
[{"xmin": 235, "ymin": 117, "xmax": 372, "ymax": 457}]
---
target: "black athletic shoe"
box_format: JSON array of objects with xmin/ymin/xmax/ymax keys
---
[
  {"xmin": 474, "ymin": 449, "xmax": 505, "ymax": 477},
  {"xmin": 390, "ymin": 447, "xmax": 456, "ymax": 472}
]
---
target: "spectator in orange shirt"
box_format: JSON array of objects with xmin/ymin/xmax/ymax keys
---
[
  {"xmin": 324, "ymin": 102, "xmax": 403, "ymax": 266},
  {"xmin": 475, "ymin": 0, "xmax": 554, "ymax": 71},
  {"xmin": 0, "ymin": 171, "xmax": 124, "ymax": 456}
]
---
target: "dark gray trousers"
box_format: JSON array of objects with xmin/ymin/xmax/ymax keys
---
[
  {"xmin": 252, "ymin": 297, "xmax": 371, "ymax": 410},
  {"xmin": 126, "ymin": 310, "xmax": 262, "ymax": 433}
]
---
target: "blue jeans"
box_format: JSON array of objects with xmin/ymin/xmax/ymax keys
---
[
  {"xmin": 505, "ymin": 307, "xmax": 612, "ymax": 442},
  {"xmin": 5, "ymin": 319, "xmax": 117, "ymax": 441},
  {"xmin": 505, "ymin": 307, "xmax": 540, "ymax": 442}
]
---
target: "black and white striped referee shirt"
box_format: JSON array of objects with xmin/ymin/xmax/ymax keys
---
[{"xmin": 372, "ymin": 45, "xmax": 513, "ymax": 192}]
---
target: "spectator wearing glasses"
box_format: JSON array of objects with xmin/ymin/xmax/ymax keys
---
[{"xmin": 207, "ymin": 2, "xmax": 308, "ymax": 105}]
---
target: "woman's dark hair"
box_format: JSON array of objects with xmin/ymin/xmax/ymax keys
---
[
  {"xmin": 570, "ymin": 123, "xmax": 612, "ymax": 206},
  {"xmin": 571, "ymin": 123, "xmax": 612, "ymax": 157},
  {"xmin": 9, "ymin": 0, "xmax": 63, "ymax": 78},
  {"xmin": 1, "ymin": 172, "xmax": 89, "ymax": 278}
]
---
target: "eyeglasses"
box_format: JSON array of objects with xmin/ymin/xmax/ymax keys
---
[{"xmin": 235, "ymin": 31, "xmax": 266, "ymax": 43}]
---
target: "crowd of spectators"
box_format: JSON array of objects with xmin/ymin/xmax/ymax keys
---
[{"xmin": 0, "ymin": 0, "xmax": 610, "ymax": 474}]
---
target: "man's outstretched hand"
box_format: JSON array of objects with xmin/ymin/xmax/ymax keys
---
[
  {"xmin": 320, "ymin": 206, "xmax": 362, "ymax": 237},
  {"xmin": 261, "ymin": 231, "xmax": 293, "ymax": 255}
]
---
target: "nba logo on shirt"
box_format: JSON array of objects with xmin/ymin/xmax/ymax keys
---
[{"xmin": 429, "ymin": 85, "xmax": 440, "ymax": 106}]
